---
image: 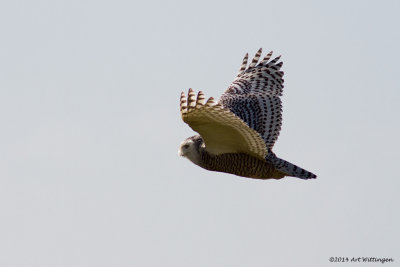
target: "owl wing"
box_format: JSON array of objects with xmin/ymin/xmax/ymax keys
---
[
  {"xmin": 180, "ymin": 89, "xmax": 267, "ymax": 159},
  {"xmin": 219, "ymin": 48, "xmax": 284, "ymax": 149}
]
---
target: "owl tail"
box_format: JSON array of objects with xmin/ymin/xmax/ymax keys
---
[{"xmin": 266, "ymin": 151, "xmax": 317, "ymax": 179}]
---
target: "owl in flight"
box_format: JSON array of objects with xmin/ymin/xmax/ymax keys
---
[{"xmin": 179, "ymin": 48, "xmax": 316, "ymax": 180}]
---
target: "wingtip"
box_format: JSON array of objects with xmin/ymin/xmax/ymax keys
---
[
  {"xmin": 187, "ymin": 89, "xmax": 196, "ymax": 108},
  {"xmin": 205, "ymin": 97, "xmax": 216, "ymax": 106},
  {"xmin": 274, "ymin": 55, "xmax": 282, "ymax": 61},
  {"xmin": 238, "ymin": 53, "xmax": 249, "ymax": 73},
  {"xmin": 196, "ymin": 91, "xmax": 205, "ymax": 106},
  {"xmin": 249, "ymin": 48, "xmax": 263, "ymax": 68},
  {"xmin": 180, "ymin": 91, "xmax": 188, "ymax": 113},
  {"xmin": 260, "ymin": 51, "xmax": 274, "ymax": 65}
]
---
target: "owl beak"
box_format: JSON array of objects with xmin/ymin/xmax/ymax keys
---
[{"xmin": 178, "ymin": 149, "xmax": 185, "ymax": 157}]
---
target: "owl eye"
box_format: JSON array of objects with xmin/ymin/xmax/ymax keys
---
[{"xmin": 182, "ymin": 144, "xmax": 189, "ymax": 149}]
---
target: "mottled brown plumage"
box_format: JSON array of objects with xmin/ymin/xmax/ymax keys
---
[{"xmin": 199, "ymin": 151, "xmax": 285, "ymax": 179}]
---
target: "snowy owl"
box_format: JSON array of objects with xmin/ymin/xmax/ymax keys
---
[{"xmin": 178, "ymin": 48, "xmax": 316, "ymax": 180}]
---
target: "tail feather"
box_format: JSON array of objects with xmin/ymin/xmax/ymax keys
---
[{"xmin": 266, "ymin": 151, "xmax": 317, "ymax": 180}]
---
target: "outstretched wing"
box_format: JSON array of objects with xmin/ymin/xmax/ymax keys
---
[
  {"xmin": 219, "ymin": 48, "xmax": 284, "ymax": 149},
  {"xmin": 180, "ymin": 89, "xmax": 267, "ymax": 159}
]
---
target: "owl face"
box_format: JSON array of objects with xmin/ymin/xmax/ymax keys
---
[
  {"xmin": 178, "ymin": 135, "xmax": 203, "ymax": 166},
  {"xmin": 178, "ymin": 140, "xmax": 192, "ymax": 157}
]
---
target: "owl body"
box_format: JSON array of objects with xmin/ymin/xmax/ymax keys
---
[
  {"xmin": 179, "ymin": 135, "xmax": 284, "ymax": 179},
  {"xmin": 200, "ymin": 150, "xmax": 285, "ymax": 179},
  {"xmin": 179, "ymin": 49, "xmax": 316, "ymax": 180}
]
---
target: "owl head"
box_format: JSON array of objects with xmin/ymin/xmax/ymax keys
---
[{"xmin": 178, "ymin": 135, "xmax": 204, "ymax": 166}]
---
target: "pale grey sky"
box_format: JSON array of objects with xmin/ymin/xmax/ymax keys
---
[{"xmin": 0, "ymin": 0, "xmax": 399, "ymax": 266}]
